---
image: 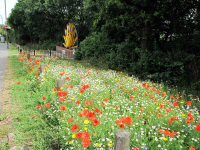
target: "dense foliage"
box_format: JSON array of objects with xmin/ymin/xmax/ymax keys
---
[{"xmin": 8, "ymin": 0, "xmax": 200, "ymax": 95}]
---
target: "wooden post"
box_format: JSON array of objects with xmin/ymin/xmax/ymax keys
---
[
  {"xmin": 27, "ymin": 53, "xmax": 30, "ymax": 60},
  {"xmin": 115, "ymin": 130, "xmax": 131, "ymax": 150},
  {"xmin": 57, "ymin": 78, "xmax": 65, "ymax": 90},
  {"xmin": 40, "ymin": 64, "xmax": 46, "ymax": 74},
  {"xmin": 34, "ymin": 50, "xmax": 36, "ymax": 56},
  {"xmin": 19, "ymin": 49, "xmax": 22, "ymax": 54},
  {"xmin": 50, "ymin": 50, "xmax": 51, "ymax": 57}
]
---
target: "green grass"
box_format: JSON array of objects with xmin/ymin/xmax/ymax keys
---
[{"xmin": 7, "ymin": 45, "xmax": 200, "ymax": 150}]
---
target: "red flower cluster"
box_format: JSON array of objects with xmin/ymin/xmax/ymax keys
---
[
  {"xmin": 80, "ymin": 109, "xmax": 96, "ymax": 120},
  {"xmin": 80, "ymin": 84, "xmax": 90, "ymax": 94},
  {"xmin": 85, "ymin": 101, "xmax": 93, "ymax": 106},
  {"xmin": 159, "ymin": 130, "xmax": 177, "ymax": 138},
  {"xmin": 72, "ymin": 124, "xmax": 80, "ymax": 132},
  {"xmin": 168, "ymin": 117, "xmax": 178, "ymax": 125},
  {"xmin": 76, "ymin": 132, "xmax": 91, "ymax": 148},
  {"xmin": 79, "ymin": 109, "xmax": 101, "ymax": 127},
  {"xmin": 116, "ymin": 117, "xmax": 133, "ymax": 129},
  {"xmin": 187, "ymin": 112, "xmax": 194, "ymax": 124},
  {"xmin": 195, "ymin": 125, "xmax": 200, "ymax": 132},
  {"xmin": 35, "ymin": 60, "xmax": 41, "ymax": 65},
  {"xmin": 58, "ymin": 91, "xmax": 67, "ymax": 97}
]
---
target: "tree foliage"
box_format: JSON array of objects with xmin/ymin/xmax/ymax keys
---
[{"xmin": 8, "ymin": 0, "xmax": 200, "ymax": 93}]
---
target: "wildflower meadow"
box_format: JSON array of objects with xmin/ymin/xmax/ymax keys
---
[{"xmin": 15, "ymin": 51, "xmax": 200, "ymax": 150}]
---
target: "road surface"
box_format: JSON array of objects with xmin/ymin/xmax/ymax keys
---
[{"xmin": 0, "ymin": 43, "xmax": 8, "ymax": 113}]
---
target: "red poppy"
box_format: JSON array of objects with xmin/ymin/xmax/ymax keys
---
[
  {"xmin": 69, "ymin": 85, "xmax": 74, "ymax": 89},
  {"xmin": 160, "ymin": 104, "xmax": 164, "ymax": 109},
  {"xmin": 116, "ymin": 120, "xmax": 121, "ymax": 125},
  {"xmin": 174, "ymin": 102, "xmax": 179, "ymax": 107},
  {"xmin": 86, "ymin": 112, "xmax": 96, "ymax": 121},
  {"xmin": 72, "ymin": 124, "xmax": 80, "ymax": 132},
  {"xmin": 42, "ymin": 96, "xmax": 47, "ymax": 101},
  {"xmin": 187, "ymin": 101, "xmax": 192, "ymax": 107},
  {"xmin": 35, "ymin": 60, "xmax": 41, "ymax": 65},
  {"xmin": 68, "ymin": 117, "xmax": 73, "ymax": 124},
  {"xmin": 104, "ymin": 98, "xmax": 109, "ymax": 103},
  {"xmin": 60, "ymin": 72, "xmax": 65, "ymax": 76},
  {"xmin": 46, "ymin": 103, "xmax": 51, "ymax": 109},
  {"xmin": 168, "ymin": 117, "xmax": 178, "ymax": 125},
  {"xmin": 17, "ymin": 81, "xmax": 21, "ymax": 85},
  {"xmin": 122, "ymin": 117, "xmax": 133, "ymax": 126},
  {"xmin": 159, "ymin": 130, "xmax": 165, "ymax": 134},
  {"xmin": 82, "ymin": 138, "xmax": 91, "ymax": 148},
  {"xmin": 169, "ymin": 131, "xmax": 177, "ymax": 138},
  {"xmin": 85, "ymin": 101, "xmax": 93, "ymax": 106},
  {"xmin": 36, "ymin": 105, "xmax": 41, "ymax": 110},
  {"xmin": 120, "ymin": 124, "xmax": 125, "ymax": 129},
  {"xmin": 58, "ymin": 91, "xmax": 67, "ymax": 97},
  {"xmin": 190, "ymin": 147, "xmax": 196, "ymax": 150},
  {"xmin": 80, "ymin": 84, "xmax": 90, "ymax": 94},
  {"xmin": 164, "ymin": 130, "xmax": 171, "ymax": 136},
  {"xmin": 166, "ymin": 108, "xmax": 172, "ymax": 113},
  {"xmin": 93, "ymin": 119, "xmax": 101, "ymax": 127},
  {"xmin": 94, "ymin": 108, "xmax": 102, "ymax": 114},
  {"xmin": 76, "ymin": 133, "xmax": 83, "ymax": 139},
  {"xmin": 61, "ymin": 106, "xmax": 67, "ymax": 111},
  {"xmin": 66, "ymin": 77, "xmax": 71, "ymax": 81},
  {"xmin": 59, "ymin": 97, "xmax": 66, "ymax": 103},
  {"xmin": 76, "ymin": 100, "xmax": 81, "ymax": 105},
  {"xmin": 82, "ymin": 132, "xmax": 90, "ymax": 140},
  {"xmin": 195, "ymin": 125, "xmax": 200, "ymax": 132},
  {"xmin": 134, "ymin": 148, "xmax": 140, "ymax": 150},
  {"xmin": 187, "ymin": 112, "xmax": 194, "ymax": 124}
]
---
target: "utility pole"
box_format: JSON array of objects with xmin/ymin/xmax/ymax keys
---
[{"xmin": 4, "ymin": 0, "xmax": 9, "ymax": 48}]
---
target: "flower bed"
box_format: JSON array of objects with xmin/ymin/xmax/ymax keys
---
[{"xmin": 18, "ymin": 52, "xmax": 200, "ymax": 150}]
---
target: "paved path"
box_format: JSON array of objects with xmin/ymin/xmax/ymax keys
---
[{"xmin": 0, "ymin": 43, "xmax": 8, "ymax": 113}]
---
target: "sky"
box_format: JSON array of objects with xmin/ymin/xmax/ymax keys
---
[{"xmin": 0, "ymin": 0, "xmax": 18, "ymax": 25}]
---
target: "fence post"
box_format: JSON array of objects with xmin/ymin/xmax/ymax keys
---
[
  {"xmin": 115, "ymin": 130, "xmax": 130, "ymax": 150},
  {"xmin": 57, "ymin": 78, "xmax": 65, "ymax": 90},
  {"xmin": 50, "ymin": 50, "xmax": 52, "ymax": 57},
  {"xmin": 19, "ymin": 48, "xmax": 22, "ymax": 54},
  {"xmin": 27, "ymin": 52, "xmax": 30, "ymax": 60},
  {"xmin": 34, "ymin": 50, "xmax": 36, "ymax": 56},
  {"xmin": 40, "ymin": 64, "xmax": 46, "ymax": 74}
]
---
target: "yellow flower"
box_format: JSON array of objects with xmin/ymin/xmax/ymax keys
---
[
  {"xmin": 69, "ymin": 140, "xmax": 73, "ymax": 145},
  {"xmin": 182, "ymin": 114, "xmax": 186, "ymax": 118},
  {"xmin": 95, "ymin": 143, "xmax": 101, "ymax": 148},
  {"xmin": 84, "ymin": 120, "xmax": 90, "ymax": 125},
  {"xmin": 163, "ymin": 138, "xmax": 168, "ymax": 141},
  {"xmin": 84, "ymin": 127, "xmax": 88, "ymax": 131},
  {"xmin": 72, "ymin": 134, "xmax": 76, "ymax": 139},
  {"xmin": 108, "ymin": 142, "xmax": 113, "ymax": 148}
]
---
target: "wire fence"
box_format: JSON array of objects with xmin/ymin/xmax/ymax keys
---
[{"xmin": 17, "ymin": 45, "xmax": 74, "ymax": 59}]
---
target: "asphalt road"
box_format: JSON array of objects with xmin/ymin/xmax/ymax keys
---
[{"xmin": 0, "ymin": 43, "xmax": 8, "ymax": 113}]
